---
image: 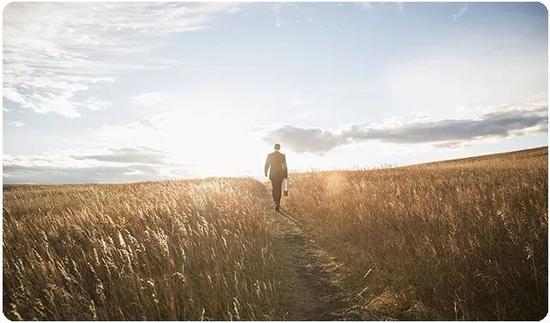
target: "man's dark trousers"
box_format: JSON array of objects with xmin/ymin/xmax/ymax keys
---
[{"xmin": 271, "ymin": 176, "xmax": 284, "ymax": 209}]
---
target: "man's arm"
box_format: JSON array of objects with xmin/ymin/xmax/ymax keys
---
[
  {"xmin": 283, "ymin": 155, "xmax": 288, "ymax": 179},
  {"xmin": 264, "ymin": 155, "xmax": 270, "ymax": 177}
]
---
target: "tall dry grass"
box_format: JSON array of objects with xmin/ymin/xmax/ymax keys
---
[
  {"xmin": 4, "ymin": 178, "xmax": 282, "ymax": 320},
  {"xmin": 285, "ymin": 147, "xmax": 548, "ymax": 320}
]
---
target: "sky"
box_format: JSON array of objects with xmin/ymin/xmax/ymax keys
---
[{"xmin": 3, "ymin": 2, "xmax": 548, "ymax": 184}]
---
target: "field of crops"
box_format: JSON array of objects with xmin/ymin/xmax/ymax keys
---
[
  {"xmin": 3, "ymin": 147, "xmax": 548, "ymax": 320},
  {"xmin": 3, "ymin": 178, "xmax": 284, "ymax": 320},
  {"xmin": 286, "ymin": 147, "xmax": 548, "ymax": 320}
]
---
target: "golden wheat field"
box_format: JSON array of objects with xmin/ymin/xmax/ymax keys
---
[
  {"xmin": 286, "ymin": 147, "xmax": 548, "ymax": 320},
  {"xmin": 3, "ymin": 147, "xmax": 548, "ymax": 320},
  {"xmin": 4, "ymin": 179, "xmax": 283, "ymax": 320}
]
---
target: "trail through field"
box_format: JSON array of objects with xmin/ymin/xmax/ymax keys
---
[{"xmin": 265, "ymin": 201, "xmax": 365, "ymax": 320}]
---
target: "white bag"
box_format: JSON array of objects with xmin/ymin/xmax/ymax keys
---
[{"xmin": 283, "ymin": 178, "xmax": 289, "ymax": 197}]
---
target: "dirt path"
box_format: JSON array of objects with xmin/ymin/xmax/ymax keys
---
[{"xmin": 266, "ymin": 204, "xmax": 366, "ymax": 320}]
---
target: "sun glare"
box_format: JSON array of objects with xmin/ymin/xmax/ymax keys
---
[{"xmin": 158, "ymin": 110, "xmax": 267, "ymax": 178}]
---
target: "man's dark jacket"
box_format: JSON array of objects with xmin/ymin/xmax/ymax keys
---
[{"xmin": 264, "ymin": 151, "xmax": 288, "ymax": 179}]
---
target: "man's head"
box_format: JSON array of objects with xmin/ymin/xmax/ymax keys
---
[{"xmin": 274, "ymin": 143, "xmax": 281, "ymax": 151}]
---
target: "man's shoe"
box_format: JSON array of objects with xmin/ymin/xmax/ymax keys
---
[{"xmin": 275, "ymin": 204, "xmax": 280, "ymax": 212}]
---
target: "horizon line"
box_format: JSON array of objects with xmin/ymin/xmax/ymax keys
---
[{"xmin": 3, "ymin": 145, "xmax": 547, "ymax": 186}]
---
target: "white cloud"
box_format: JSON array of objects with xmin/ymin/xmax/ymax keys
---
[
  {"xmin": 272, "ymin": 3, "xmax": 294, "ymax": 28},
  {"xmin": 453, "ymin": 4, "xmax": 469, "ymax": 21},
  {"xmin": 3, "ymin": 146, "xmax": 193, "ymax": 184},
  {"xmin": 359, "ymin": 3, "xmax": 375, "ymax": 11},
  {"xmin": 131, "ymin": 92, "xmax": 166, "ymax": 107},
  {"xmin": 357, "ymin": 3, "xmax": 405, "ymax": 12},
  {"xmin": 262, "ymin": 101, "xmax": 548, "ymax": 154},
  {"xmin": 3, "ymin": 87, "xmax": 25, "ymax": 104},
  {"xmin": 227, "ymin": 7, "xmax": 241, "ymax": 14},
  {"xmin": 3, "ymin": 3, "xmax": 231, "ymax": 118},
  {"xmin": 76, "ymin": 97, "xmax": 112, "ymax": 112},
  {"xmin": 72, "ymin": 146, "xmax": 172, "ymax": 165},
  {"xmin": 7, "ymin": 121, "xmax": 24, "ymax": 127},
  {"xmin": 97, "ymin": 114, "xmax": 166, "ymax": 146}
]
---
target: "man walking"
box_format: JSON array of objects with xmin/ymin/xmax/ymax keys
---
[{"xmin": 264, "ymin": 143, "xmax": 288, "ymax": 212}]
